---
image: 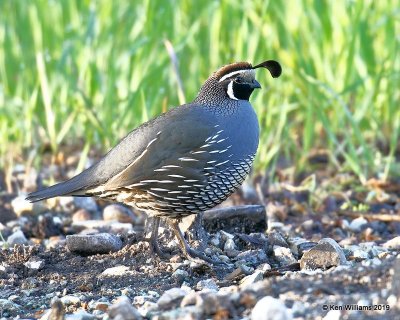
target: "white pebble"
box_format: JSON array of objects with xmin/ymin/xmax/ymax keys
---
[
  {"xmin": 196, "ymin": 279, "xmax": 218, "ymax": 291},
  {"xmin": 101, "ymin": 265, "xmax": 130, "ymax": 276},
  {"xmin": 348, "ymin": 217, "xmax": 368, "ymax": 232},
  {"xmin": 383, "ymin": 236, "xmax": 400, "ymax": 249},
  {"xmin": 251, "ymin": 296, "xmax": 292, "ymax": 320}
]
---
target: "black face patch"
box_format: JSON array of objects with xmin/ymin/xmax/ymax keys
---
[{"xmin": 231, "ymin": 81, "xmax": 255, "ymax": 100}]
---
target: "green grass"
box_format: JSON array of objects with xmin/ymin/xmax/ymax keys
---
[{"xmin": 0, "ymin": 0, "xmax": 399, "ymax": 184}]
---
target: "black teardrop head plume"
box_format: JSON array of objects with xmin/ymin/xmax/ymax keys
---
[{"xmin": 252, "ymin": 60, "xmax": 282, "ymax": 78}]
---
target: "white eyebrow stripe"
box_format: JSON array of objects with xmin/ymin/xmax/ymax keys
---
[
  {"xmin": 218, "ymin": 69, "xmax": 256, "ymax": 82},
  {"xmin": 218, "ymin": 70, "xmax": 246, "ymax": 82}
]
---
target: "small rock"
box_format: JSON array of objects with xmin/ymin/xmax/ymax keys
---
[
  {"xmin": 224, "ymin": 267, "xmax": 247, "ymax": 281},
  {"xmin": 220, "ymin": 230, "xmax": 235, "ymax": 241},
  {"xmin": 269, "ymin": 231, "xmax": 288, "ymax": 247},
  {"xmin": 188, "ymin": 261, "xmax": 212, "ymax": 274},
  {"xmin": 0, "ymin": 265, "xmax": 8, "ymax": 279},
  {"xmin": 387, "ymin": 294, "xmax": 398, "ymax": 308},
  {"xmin": 72, "ymin": 209, "xmax": 92, "ymax": 222},
  {"xmin": 108, "ymin": 296, "xmax": 142, "ymax": 320},
  {"xmin": 236, "ymin": 249, "xmax": 268, "ymax": 265},
  {"xmin": 251, "ymin": 296, "xmax": 292, "ymax": 320},
  {"xmin": 203, "ymin": 205, "xmax": 267, "ymax": 233},
  {"xmin": 11, "ymin": 195, "xmax": 47, "ymax": 217},
  {"xmin": 348, "ymin": 216, "xmax": 368, "ymax": 232},
  {"xmin": 101, "ymin": 265, "xmax": 130, "ymax": 276},
  {"xmin": 224, "ymin": 238, "xmax": 239, "ymax": 258},
  {"xmin": 180, "ymin": 291, "xmax": 198, "ymax": 307},
  {"xmin": 155, "ymin": 306, "xmax": 201, "ymax": 320},
  {"xmin": 65, "ymin": 310, "xmax": 96, "ymax": 320},
  {"xmin": 218, "ymin": 254, "xmax": 231, "ymax": 264},
  {"xmin": 288, "ymin": 237, "xmax": 317, "ymax": 256},
  {"xmin": 7, "ymin": 230, "xmax": 28, "ymax": 245},
  {"xmin": 301, "ymin": 219, "xmax": 317, "ymax": 232},
  {"xmin": 300, "ymin": 238, "xmax": 347, "ymax": 270},
  {"xmin": 362, "ymin": 257, "xmax": 382, "ymax": 267},
  {"xmin": 94, "ymin": 301, "xmax": 111, "ymax": 312},
  {"xmin": 240, "ymin": 270, "xmax": 264, "ymax": 288},
  {"xmin": 60, "ymin": 295, "xmax": 81, "ymax": 306},
  {"xmin": 24, "ymin": 259, "xmax": 44, "ymax": 270},
  {"xmin": 323, "ymin": 310, "xmax": 341, "ymax": 320},
  {"xmin": 238, "ymin": 232, "xmax": 268, "ymax": 247},
  {"xmin": 340, "ymin": 219, "xmax": 350, "ymax": 230},
  {"xmin": 120, "ymin": 288, "xmax": 135, "ymax": 297},
  {"xmin": 195, "ymin": 291, "xmax": 231, "ymax": 316},
  {"xmin": 273, "ymin": 246, "xmax": 297, "ymax": 266},
  {"xmin": 133, "ymin": 295, "xmax": 156, "ymax": 306},
  {"xmin": 219, "ymin": 285, "xmax": 239, "ymax": 294},
  {"xmin": 210, "ymin": 233, "xmax": 221, "ymax": 247},
  {"xmin": 103, "ymin": 204, "xmax": 137, "ymax": 224},
  {"xmin": 66, "ymin": 233, "xmax": 122, "ymax": 255},
  {"xmin": 257, "ymin": 263, "xmax": 272, "ymax": 271},
  {"xmin": 288, "ymin": 237, "xmax": 307, "ymax": 255},
  {"xmin": 353, "ymin": 249, "xmax": 369, "ymax": 260},
  {"xmin": 378, "ymin": 251, "xmax": 390, "ymax": 259},
  {"xmin": 360, "ymin": 242, "xmax": 388, "ymax": 257},
  {"xmin": 383, "ymin": 236, "xmax": 400, "ymax": 249},
  {"xmin": 358, "ymin": 241, "xmax": 377, "ymax": 250},
  {"xmin": 172, "ymin": 269, "xmax": 189, "ymax": 284},
  {"xmin": 157, "ymin": 288, "xmax": 187, "ymax": 310},
  {"xmin": 196, "ymin": 279, "xmax": 218, "ymax": 291},
  {"xmin": 138, "ymin": 301, "xmax": 158, "ymax": 318},
  {"xmin": 297, "ymin": 242, "xmax": 318, "ymax": 255},
  {"xmin": 0, "ymin": 299, "xmax": 20, "ymax": 313},
  {"xmin": 73, "ymin": 197, "xmax": 98, "ymax": 213}
]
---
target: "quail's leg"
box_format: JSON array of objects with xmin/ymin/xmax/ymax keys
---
[
  {"xmin": 186, "ymin": 213, "xmax": 209, "ymax": 249},
  {"xmin": 169, "ymin": 220, "xmax": 219, "ymax": 264},
  {"xmin": 145, "ymin": 217, "xmax": 171, "ymax": 259}
]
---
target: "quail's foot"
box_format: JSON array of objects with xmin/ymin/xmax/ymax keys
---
[
  {"xmin": 144, "ymin": 217, "xmax": 172, "ymax": 259},
  {"xmin": 170, "ymin": 221, "xmax": 224, "ymax": 265}
]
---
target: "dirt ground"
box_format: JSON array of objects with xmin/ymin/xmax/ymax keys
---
[
  {"xmin": 1, "ymin": 156, "xmax": 400, "ymax": 319},
  {"xmin": 0, "ymin": 234, "xmax": 399, "ymax": 319}
]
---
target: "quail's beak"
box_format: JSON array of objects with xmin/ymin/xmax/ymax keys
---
[{"xmin": 250, "ymin": 79, "xmax": 261, "ymax": 89}]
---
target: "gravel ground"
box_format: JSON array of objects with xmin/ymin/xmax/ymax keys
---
[{"xmin": 1, "ymin": 163, "xmax": 400, "ymax": 319}]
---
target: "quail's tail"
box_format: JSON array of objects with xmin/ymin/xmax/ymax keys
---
[{"xmin": 26, "ymin": 175, "xmax": 89, "ymax": 202}]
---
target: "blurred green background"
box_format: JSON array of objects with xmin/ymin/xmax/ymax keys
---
[{"xmin": 0, "ymin": 0, "xmax": 399, "ymax": 184}]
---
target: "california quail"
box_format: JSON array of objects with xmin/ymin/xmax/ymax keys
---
[{"xmin": 27, "ymin": 59, "xmax": 282, "ymax": 263}]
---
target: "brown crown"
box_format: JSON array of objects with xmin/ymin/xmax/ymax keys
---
[{"xmin": 214, "ymin": 62, "xmax": 252, "ymax": 80}]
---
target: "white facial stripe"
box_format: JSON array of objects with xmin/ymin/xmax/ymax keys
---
[
  {"xmin": 219, "ymin": 70, "xmax": 245, "ymax": 82},
  {"xmin": 218, "ymin": 69, "xmax": 255, "ymax": 82},
  {"xmin": 227, "ymin": 81, "xmax": 238, "ymax": 100}
]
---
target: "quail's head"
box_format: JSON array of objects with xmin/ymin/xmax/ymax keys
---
[{"xmin": 195, "ymin": 60, "xmax": 282, "ymax": 104}]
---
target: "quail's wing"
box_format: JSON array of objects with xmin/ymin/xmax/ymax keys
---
[
  {"xmin": 102, "ymin": 105, "xmax": 230, "ymax": 192},
  {"xmin": 26, "ymin": 104, "xmax": 224, "ymax": 202}
]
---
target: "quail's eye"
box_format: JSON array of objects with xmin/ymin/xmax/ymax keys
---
[{"xmin": 235, "ymin": 77, "xmax": 243, "ymax": 83}]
